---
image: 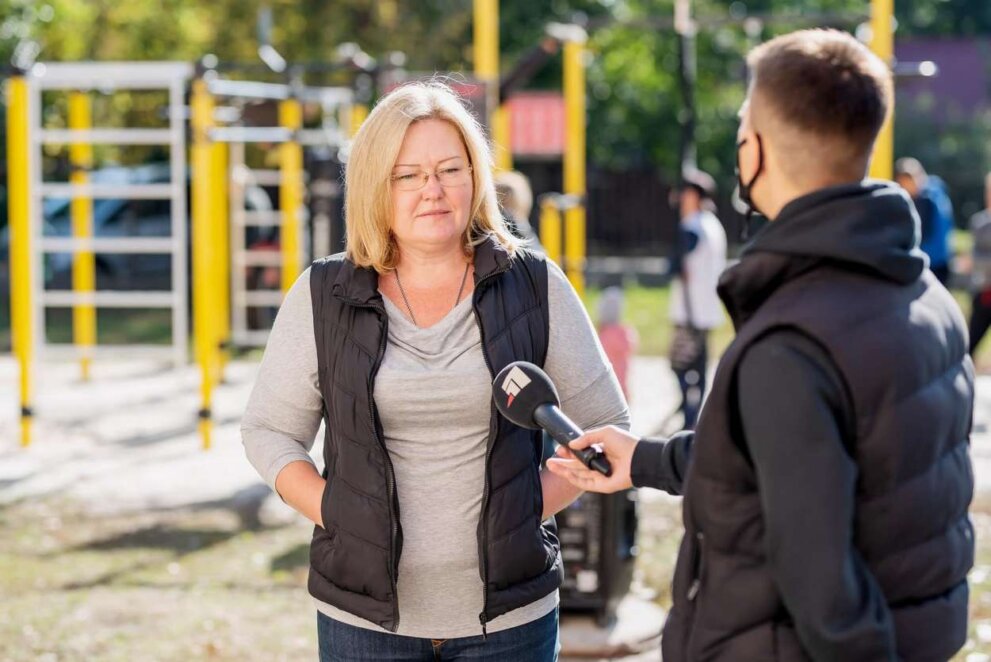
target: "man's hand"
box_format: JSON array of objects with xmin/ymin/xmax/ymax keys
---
[{"xmin": 545, "ymin": 425, "xmax": 638, "ymax": 493}]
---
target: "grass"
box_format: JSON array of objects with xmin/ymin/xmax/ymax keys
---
[
  {"xmin": 586, "ymin": 285, "xmax": 735, "ymax": 358},
  {"xmin": 2, "ymin": 495, "xmax": 990, "ymax": 660},
  {"xmin": 586, "ymin": 283, "xmax": 991, "ymax": 370},
  {"xmin": 0, "ymin": 499, "xmax": 317, "ymax": 661},
  {"xmin": 2, "ymin": 282, "xmax": 989, "ymax": 369}
]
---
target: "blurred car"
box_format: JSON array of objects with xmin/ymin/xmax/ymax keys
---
[{"xmin": 0, "ymin": 162, "xmax": 274, "ymax": 294}]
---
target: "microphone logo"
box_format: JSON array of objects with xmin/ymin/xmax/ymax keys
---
[{"xmin": 501, "ymin": 366, "xmax": 531, "ymax": 408}]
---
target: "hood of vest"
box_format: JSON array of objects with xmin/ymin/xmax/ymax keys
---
[
  {"xmin": 329, "ymin": 234, "xmax": 513, "ymax": 306},
  {"xmin": 718, "ymin": 181, "xmax": 928, "ymax": 328}
]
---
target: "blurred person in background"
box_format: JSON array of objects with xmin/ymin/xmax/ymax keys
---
[
  {"xmin": 667, "ymin": 168, "xmax": 726, "ymax": 429},
  {"xmin": 968, "ymin": 171, "xmax": 991, "ymax": 356},
  {"xmin": 549, "ymin": 29, "xmax": 974, "ymax": 662},
  {"xmin": 494, "ymin": 169, "xmax": 542, "ymax": 250},
  {"xmin": 241, "ymin": 81, "xmax": 628, "ymax": 661},
  {"xmin": 597, "ymin": 286, "xmax": 638, "ymax": 399},
  {"xmin": 895, "ymin": 157, "xmax": 955, "ymax": 285}
]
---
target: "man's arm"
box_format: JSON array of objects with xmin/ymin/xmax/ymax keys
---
[
  {"xmin": 630, "ymin": 431, "xmax": 693, "ymax": 494},
  {"xmin": 545, "ymin": 427, "xmax": 693, "ymax": 495},
  {"xmin": 739, "ymin": 330, "xmax": 897, "ymax": 661}
]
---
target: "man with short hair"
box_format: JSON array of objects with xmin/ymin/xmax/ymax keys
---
[
  {"xmin": 895, "ymin": 157, "xmax": 955, "ymax": 284},
  {"xmin": 968, "ymin": 171, "xmax": 991, "ymax": 355},
  {"xmin": 667, "ymin": 168, "xmax": 727, "ymax": 429},
  {"xmin": 548, "ymin": 29, "xmax": 974, "ymax": 661}
]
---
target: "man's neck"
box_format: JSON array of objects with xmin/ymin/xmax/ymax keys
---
[{"xmin": 762, "ymin": 175, "xmax": 864, "ymax": 221}]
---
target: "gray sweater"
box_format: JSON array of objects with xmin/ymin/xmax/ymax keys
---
[{"xmin": 241, "ymin": 261, "xmax": 629, "ymax": 638}]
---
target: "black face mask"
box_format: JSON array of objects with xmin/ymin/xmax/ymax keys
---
[{"xmin": 735, "ymin": 134, "xmax": 764, "ymax": 241}]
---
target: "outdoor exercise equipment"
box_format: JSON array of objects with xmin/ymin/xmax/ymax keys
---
[{"xmin": 7, "ymin": 61, "xmax": 192, "ymax": 447}]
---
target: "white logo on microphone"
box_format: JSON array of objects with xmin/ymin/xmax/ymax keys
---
[{"xmin": 501, "ymin": 366, "xmax": 531, "ymax": 408}]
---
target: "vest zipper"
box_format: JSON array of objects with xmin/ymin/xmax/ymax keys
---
[
  {"xmin": 471, "ymin": 264, "xmax": 509, "ymax": 638},
  {"xmin": 355, "ymin": 298, "xmax": 401, "ymax": 632}
]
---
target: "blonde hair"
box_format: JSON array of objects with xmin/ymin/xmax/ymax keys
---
[{"xmin": 344, "ymin": 80, "xmax": 518, "ymax": 271}]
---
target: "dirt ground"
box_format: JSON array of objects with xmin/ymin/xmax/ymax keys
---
[{"xmin": 2, "ymin": 356, "xmax": 991, "ymax": 661}]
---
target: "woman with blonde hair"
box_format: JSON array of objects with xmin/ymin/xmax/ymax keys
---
[{"xmin": 242, "ymin": 81, "xmax": 628, "ymax": 661}]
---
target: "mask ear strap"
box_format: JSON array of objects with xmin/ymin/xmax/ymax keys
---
[{"xmin": 738, "ymin": 134, "xmax": 765, "ymax": 243}]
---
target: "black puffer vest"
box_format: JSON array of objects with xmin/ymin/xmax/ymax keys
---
[
  {"xmin": 306, "ymin": 236, "xmax": 560, "ymax": 633},
  {"xmin": 663, "ymin": 183, "xmax": 975, "ymax": 661}
]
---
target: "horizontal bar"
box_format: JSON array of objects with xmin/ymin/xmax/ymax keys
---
[
  {"xmin": 237, "ymin": 290, "xmax": 284, "ymax": 306},
  {"xmin": 40, "ymin": 183, "xmax": 174, "ymax": 200},
  {"xmin": 32, "ymin": 61, "xmax": 193, "ymax": 89},
  {"xmin": 208, "ymin": 79, "xmax": 352, "ymax": 105},
  {"xmin": 41, "ymin": 343, "xmax": 177, "ymax": 360},
  {"xmin": 240, "ymin": 250, "xmax": 282, "ymax": 267},
  {"xmin": 297, "ymin": 87, "xmax": 352, "ymax": 105},
  {"xmin": 41, "ymin": 237, "xmax": 176, "ymax": 254},
  {"xmin": 239, "ymin": 210, "xmax": 281, "ymax": 226},
  {"xmin": 234, "ymin": 168, "xmax": 282, "ymax": 187},
  {"xmin": 210, "ymin": 127, "xmax": 293, "ymax": 144},
  {"xmin": 39, "ymin": 128, "xmax": 174, "ymax": 145},
  {"xmin": 298, "ymin": 128, "xmax": 345, "ymax": 146},
  {"xmin": 43, "ymin": 290, "xmax": 176, "ymax": 308},
  {"xmin": 208, "ymin": 79, "xmax": 291, "ymax": 101},
  {"xmin": 232, "ymin": 329, "xmax": 272, "ymax": 347}
]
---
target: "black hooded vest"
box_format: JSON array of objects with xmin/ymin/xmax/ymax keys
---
[
  {"xmin": 662, "ymin": 255, "xmax": 975, "ymax": 661},
  {"xmin": 306, "ymin": 237, "xmax": 561, "ymax": 633}
]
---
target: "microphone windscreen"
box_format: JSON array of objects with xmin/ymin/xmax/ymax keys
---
[{"xmin": 492, "ymin": 361, "xmax": 561, "ymax": 429}]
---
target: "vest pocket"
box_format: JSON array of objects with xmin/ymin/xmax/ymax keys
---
[
  {"xmin": 685, "ymin": 531, "xmax": 707, "ymax": 658},
  {"xmin": 319, "ymin": 479, "xmax": 333, "ymax": 533}
]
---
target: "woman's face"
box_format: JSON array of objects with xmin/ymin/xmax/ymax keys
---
[{"xmin": 389, "ymin": 118, "xmax": 474, "ymax": 256}]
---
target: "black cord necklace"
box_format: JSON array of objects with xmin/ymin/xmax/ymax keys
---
[{"xmin": 394, "ymin": 262, "xmax": 470, "ymax": 328}]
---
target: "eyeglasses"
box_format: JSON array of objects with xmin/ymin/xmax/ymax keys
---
[{"xmin": 390, "ymin": 165, "xmax": 473, "ymax": 192}]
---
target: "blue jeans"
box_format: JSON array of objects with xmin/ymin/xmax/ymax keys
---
[{"xmin": 317, "ymin": 608, "xmax": 560, "ymax": 661}]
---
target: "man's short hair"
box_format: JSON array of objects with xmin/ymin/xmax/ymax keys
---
[
  {"xmin": 680, "ymin": 167, "xmax": 717, "ymax": 200},
  {"xmin": 894, "ymin": 157, "xmax": 928, "ymax": 184},
  {"xmin": 494, "ymin": 170, "xmax": 534, "ymax": 222},
  {"xmin": 747, "ymin": 29, "xmax": 893, "ymax": 182}
]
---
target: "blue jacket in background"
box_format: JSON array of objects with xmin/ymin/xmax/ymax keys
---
[{"xmin": 916, "ymin": 175, "xmax": 954, "ymax": 270}]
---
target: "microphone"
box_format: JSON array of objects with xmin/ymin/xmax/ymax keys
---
[{"xmin": 492, "ymin": 361, "xmax": 612, "ymax": 477}]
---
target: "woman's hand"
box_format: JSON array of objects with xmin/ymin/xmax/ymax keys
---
[{"xmin": 274, "ymin": 461, "xmax": 327, "ymax": 528}]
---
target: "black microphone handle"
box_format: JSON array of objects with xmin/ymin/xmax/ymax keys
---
[{"xmin": 533, "ymin": 404, "xmax": 613, "ymax": 477}]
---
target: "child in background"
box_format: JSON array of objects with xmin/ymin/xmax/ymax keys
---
[{"xmin": 597, "ymin": 286, "xmax": 638, "ymax": 399}]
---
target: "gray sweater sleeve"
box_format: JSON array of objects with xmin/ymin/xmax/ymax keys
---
[
  {"xmin": 544, "ymin": 262, "xmax": 631, "ymax": 432},
  {"xmin": 240, "ymin": 268, "xmax": 324, "ymax": 493}
]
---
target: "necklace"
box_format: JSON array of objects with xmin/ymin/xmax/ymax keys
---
[{"xmin": 394, "ymin": 262, "xmax": 470, "ymax": 328}]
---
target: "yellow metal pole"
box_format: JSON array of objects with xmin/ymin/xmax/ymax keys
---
[
  {"xmin": 68, "ymin": 92, "xmax": 96, "ymax": 382},
  {"xmin": 474, "ymin": 0, "xmax": 511, "ymax": 170},
  {"xmin": 8, "ymin": 75, "xmax": 33, "ymax": 447},
  {"xmin": 563, "ymin": 38, "xmax": 587, "ymax": 298},
  {"xmin": 492, "ymin": 106, "xmax": 512, "ymax": 171},
  {"xmin": 869, "ymin": 0, "xmax": 894, "ymax": 180},
  {"xmin": 539, "ymin": 196, "xmax": 562, "ymax": 267},
  {"xmin": 211, "ymin": 139, "xmax": 229, "ymax": 378},
  {"xmin": 279, "ymin": 98, "xmax": 304, "ymax": 294},
  {"xmin": 191, "ymin": 78, "xmax": 217, "ymax": 449},
  {"xmin": 349, "ymin": 103, "xmax": 368, "ymax": 137}
]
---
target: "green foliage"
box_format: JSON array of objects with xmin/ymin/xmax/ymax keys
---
[
  {"xmin": 896, "ymin": 0, "xmax": 991, "ymax": 36},
  {"xmin": 2, "ymin": 0, "xmax": 990, "ymax": 208}
]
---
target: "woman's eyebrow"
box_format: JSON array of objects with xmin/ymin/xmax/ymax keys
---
[{"xmin": 392, "ymin": 155, "xmax": 464, "ymax": 169}]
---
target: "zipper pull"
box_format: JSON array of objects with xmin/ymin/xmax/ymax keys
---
[
  {"xmin": 687, "ymin": 578, "xmax": 701, "ymax": 601},
  {"xmin": 479, "ymin": 613, "xmax": 488, "ymax": 640}
]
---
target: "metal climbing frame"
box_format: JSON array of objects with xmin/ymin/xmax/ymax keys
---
[
  {"xmin": 207, "ymin": 76, "xmax": 352, "ymax": 349},
  {"xmin": 30, "ymin": 62, "xmax": 192, "ymax": 366},
  {"xmin": 8, "ymin": 62, "xmax": 191, "ymax": 446}
]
